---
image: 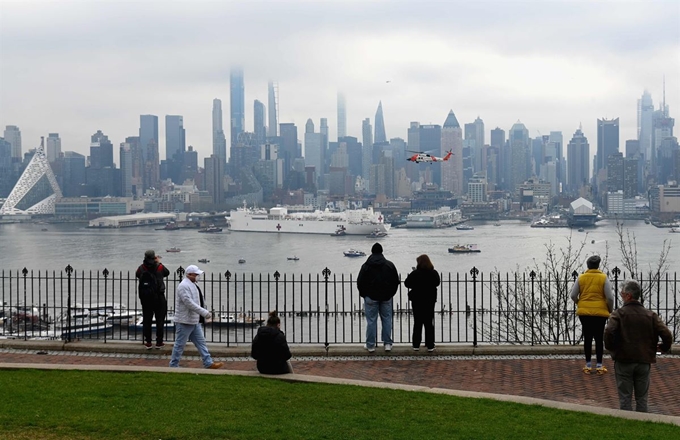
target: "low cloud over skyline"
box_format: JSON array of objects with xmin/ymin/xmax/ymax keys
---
[{"xmin": 1, "ymin": 0, "xmax": 678, "ymax": 165}]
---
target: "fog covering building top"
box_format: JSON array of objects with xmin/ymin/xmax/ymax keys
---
[{"xmin": 0, "ymin": 138, "xmax": 62, "ymax": 215}]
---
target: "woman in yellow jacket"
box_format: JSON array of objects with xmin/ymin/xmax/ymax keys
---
[{"xmin": 570, "ymin": 255, "xmax": 614, "ymax": 374}]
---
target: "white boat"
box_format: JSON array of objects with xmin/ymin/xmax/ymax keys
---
[
  {"xmin": 343, "ymin": 249, "xmax": 366, "ymax": 258},
  {"xmin": 83, "ymin": 303, "xmax": 139, "ymax": 325},
  {"xmin": 209, "ymin": 313, "xmax": 264, "ymax": 328},
  {"xmin": 128, "ymin": 315, "xmax": 175, "ymax": 332},
  {"xmin": 456, "ymin": 224, "xmax": 474, "ymax": 230},
  {"xmin": 228, "ymin": 204, "xmax": 390, "ymax": 235}
]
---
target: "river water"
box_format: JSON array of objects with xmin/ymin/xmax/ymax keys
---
[{"xmin": 0, "ymin": 219, "xmax": 676, "ymax": 276}]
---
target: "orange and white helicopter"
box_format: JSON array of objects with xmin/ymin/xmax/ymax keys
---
[{"xmin": 407, "ymin": 149, "xmax": 453, "ymax": 164}]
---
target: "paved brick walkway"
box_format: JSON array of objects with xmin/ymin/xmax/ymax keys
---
[{"xmin": 2, "ymin": 348, "xmax": 679, "ymax": 417}]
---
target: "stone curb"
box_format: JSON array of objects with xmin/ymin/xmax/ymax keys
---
[{"xmin": 1, "ymin": 361, "xmax": 679, "ymax": 427}]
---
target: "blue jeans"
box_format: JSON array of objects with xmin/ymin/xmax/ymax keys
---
[
  {"xmin": 169, "ymin": 323, "xmax": 214, "ymax": 368},
  {"xmin": 364, "ymin": 297, "xmax": 393, "ymax": 348}
]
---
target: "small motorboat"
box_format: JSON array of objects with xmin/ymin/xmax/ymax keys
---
[
  {"xmin": 577, "ymin": 228, "xmax": 584, "ymax": 232},
  {"xmin": 198, "ymin": 258, "xmax": 210, "ymax": 263},
  {"xmin": 366, "ymin": 228, "xmax": 387, "ymax": 238},
  {"xmin": 166, "ymin": 247, "xmax": 181, "ymax": 253},
  {"xmin": 287, "ymin": 256, "xmax": 300, "ymax": 261},
  {"xmin": 238, "ymin": 258, "xmax": 246, "ymax": 264},
  {"xmin": 456, "ymin": 224, "xmax": 474, "ymax": 230},
  {"xmin": 343, "ymin": 249, "xmax": 366, "ymax": 258},
  {"xmin": 330, "ymin": 226, "xmax": 347, "ymax": 237}
]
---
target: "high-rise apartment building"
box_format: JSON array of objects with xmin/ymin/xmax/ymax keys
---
[
  {"xmin": 337, "ymin": 92, "xmax": 347, "ymax": 140},
  {"xmin": 230, "ymin": 67, "xmax": 245, "ymax": 146},
  {"xmin": 304, "ymin": 119, "xmax": 324, "ymax": 188},
  {"xmin": 45, "ymin": 133, "xmax": 61, "ymax": 163},
  {"xmin": 267, "ymin": 81, "xmax": 278, "ymax": 138},
  {"xmin": 567, "ymin": 126, "xmax": 590, "ymax": 193},
  {"xmin": 374, "ymin": 101, "xmax": 386, "ymax": 144},
  {"xmin": 0, "ymin": 138, "xmax": 13, "ymax": 197},
  {"xmin": 3, "ymin": 125, "xmax": 22, "ymax": 159},
  {"xmin": 596, "ymin": 117, "xmax": 619, "ymax": 175},
  {"xmin": 212, "ymin": 99, "xmax": 227, "ymax": 165},
  {"xmin": 119, "ymin": 141, "xmax": 133, "ymax": 197},
  {"xmin": 204, "ymin": 154, "xmax": 224, "ymax": 206},
  {"xmin": 279, "ymin": 123, "xmax": 298, "ymax": 179},
  {"xmin": 254, "ymin": 99, "xmax": 266, "ymax": 146}
]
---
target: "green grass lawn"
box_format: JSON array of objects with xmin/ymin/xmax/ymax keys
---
[{"xmin": 1, "ymin": 370, "xmax": 678, "ymax": 439}]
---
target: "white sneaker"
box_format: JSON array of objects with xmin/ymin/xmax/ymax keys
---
[
  {"xmin": 364, "ymin": 344, "xmax": 375, "ymax": 353},
  {"xmin": 384, "ymin": 344, "xmax": 393, "ymax": 352},
  {"xmin": 427, "ymin": 345, "xmax": 436, "ymax": 352},
  {"xmin": 412, "ymin": 347, "xmax": 419, "ymax": 351}
]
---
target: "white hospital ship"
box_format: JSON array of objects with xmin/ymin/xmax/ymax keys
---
[{"xmin": 228, "ymin": 205, "xmax": 390, "ymax": 235}]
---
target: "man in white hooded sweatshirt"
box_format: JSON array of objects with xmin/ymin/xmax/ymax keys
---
[{"xmin": 169, "ymin": 265, "xmax": 223, "ymax": 369}]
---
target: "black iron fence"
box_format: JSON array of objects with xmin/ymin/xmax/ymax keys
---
[{"xmin": 1, "ymin": 265, "xmax": 678, "ymax": 346}]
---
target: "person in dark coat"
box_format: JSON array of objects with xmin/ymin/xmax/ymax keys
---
[
  {"xmin": 404, "ymin": 254, "xmax": 440, "ymax": 352},
  {"xmin": 135, "ymin": 250, "xmax": 170, "ymax": 349},
  {"xmin": 356, "ymin": 243, "xmax": 400, "ymax": 352},
  {"xmin": 251, "ymin": 311, "xmax": 293, "ymax": 374}
]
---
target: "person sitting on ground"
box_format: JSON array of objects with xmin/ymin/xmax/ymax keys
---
[{"xmin": 251, "ymin": 311, "xmax": 293, "ymax": 374}]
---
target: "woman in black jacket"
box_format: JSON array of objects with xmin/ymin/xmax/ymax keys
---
[
  {"xmin": 251, "ymin": 311, "xmax": 293, "ymax": 374},
  {"xmin": 404, "ymin": 254, "xmax": 440, "ymax": 352}
]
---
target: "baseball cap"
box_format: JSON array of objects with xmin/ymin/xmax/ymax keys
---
[{"xmin": 185, "ymin": 265, "xmax": 204, "ymax": 275}]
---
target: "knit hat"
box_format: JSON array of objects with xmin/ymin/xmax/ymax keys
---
[
  {"xmin": 586, "ymin": 255, "xmax": 601, "ymax": 269},
  {"xmin": 371, "ymin": 243, "xmax": 383, "ymax": 254}
]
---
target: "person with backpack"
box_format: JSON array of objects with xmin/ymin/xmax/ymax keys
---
[
  {"xmin": 356, "ymin": 243, "xmax": 400, "ymax": 353},
  {"xmin": 135, "ymin": 250, "xmax": 170, "ymax": 349}
]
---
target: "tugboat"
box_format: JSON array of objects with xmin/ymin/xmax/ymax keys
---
[
  {"xmin": 166, "ymin": 247, "xmax": 181, "ymax": 253},
  {"xmin": 198, "ymin": 258, "xmax": 210, "ymax": 263},
  {"xmin": 287, "ymin": 256, "xmax": 300, "ymax": 261},
  {"xmin": 330, "ymin": 226, "xmax": 347, "ymax": 237},
  {"xmin": 198, "ymin": 224, "xmax": 223, "ymax": 233},
  {"xmin": 343, "ymin": 249, "xmax": 366, "ymax": 257},
  {"xmin": 448, "ymin": 244, "xmax": 481, "ymax": 253},
  {"xmin": 156, "ymin": 222, "xmax": 180, "ymax": 231}
]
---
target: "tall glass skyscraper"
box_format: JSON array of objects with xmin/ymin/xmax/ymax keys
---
[
  {"xmin": 374, "ymin": 101, "xmax": 386, "ymax": 144},
  {"xmin": 139, "ymin": 115, "xmax": 158, "ymax": 162},
  {"xmin": 596, "ymin": 117, "xmax": 619, "ymax": 175},
  {"xmin": 212, "ymin": 99, "xmax": 227, "ymax": 164},
  {"xmin": 337, "ymin": 92, "xmax": 347, "ymax": 140},
  {"xmin": 230, "ymin": 67, "xmax": 245, "ymax": 146},
  {"xmin": 165, "ymin": 115, "xmax": 185, "ymax": 161}
]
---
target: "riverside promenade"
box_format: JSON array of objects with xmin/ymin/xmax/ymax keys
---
[{"xmin": 1, "ymin": 339, "xmax": 679, "ymax": 426}]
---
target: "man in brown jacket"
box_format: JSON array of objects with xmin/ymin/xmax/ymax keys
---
[{"xmin": 604, "ymin": 280, "xmax": 673, "ymax": 412}]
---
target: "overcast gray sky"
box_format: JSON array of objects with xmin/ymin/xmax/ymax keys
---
[{"xmin": 1, "ymin": 0, "xmax": 678, "ymax": 166}]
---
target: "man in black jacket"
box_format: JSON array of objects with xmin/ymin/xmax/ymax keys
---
[
  {"xmin": 135, "ymin": 250, "xmax": 170, "ymax": 349},
  {"xmin": 356, "ymin": 243, "xmax": 400, "ymax": 352}
]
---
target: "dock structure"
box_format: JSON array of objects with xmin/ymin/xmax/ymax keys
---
[{"xmin": 88, "ymin": 212, "xmax": 176, "ymax": 228}]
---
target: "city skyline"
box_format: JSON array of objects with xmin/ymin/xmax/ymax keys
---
[{"xmin": 1, "ymin": 1, "xmax": 678, "ymax": 165}]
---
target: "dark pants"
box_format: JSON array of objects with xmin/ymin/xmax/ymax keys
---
[
  {"xmin": 615, "ymin": 362, "xmax": 651, "ymax": 412},
  {"xmin": 579, "ymin": 315, "xmax": 607, "ymax": 363},
  {"xmin": 411, "ymin": 300, "xmax": 435, "ymax": 349},
  {"xmin": 140, "ymin": 294, "xmax": 167, "ymax": 344}
]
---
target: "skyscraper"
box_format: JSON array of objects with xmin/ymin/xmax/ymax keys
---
[
  {"xmin": 337, "ymin": 92, "xmax": 347, "ymax": 140},
  {"xmin": 374, "ymin": 101, "xmax": 386, "ymax": 144},
  {"xmin": 508, "ymin": 121, "xmax": 530, "ymax": 191},
  {"xmin": 638, "ymin": 90, "xmax": 654, "ymax": 163},
  {"xmin": 362, "ymin": 118, "xmax": 373, "ymax": 186},
  {"xmin": 279, "ymin": 123, "xmax": 298, "ymax": 178},
  {"xmin": 267, "ymin": 81, "xmax": 278, "ymax": 138},
  {"xmin": 230, "ymin": 67, "xmax": 245, "ymax": 147},
  {"xmin": 304, "ymin": 118, "xmax": 324, "ymax": 187},
  {"xmin": 596, "ymin": 117, "xmax": 619, "ymax": 175},
  {"xmin": 119, "ymin": 141, "xmax": 133, "ymax": 197},
  {"xmin": 441, "ymin": 110, "xmax": 463, "ymax": 195},
  {"xmin": 90, "ymin": 130, "xmax": 114, "ymax": 169},
  {"xmin": 165, "ymin": 115, "xmax": 185, "ymax": 161},
  {"xmin": 212, "ymin": 99, "xmax": 227, "ymax": 164},
  {"xmin": 567, "ymin": 126, "xmax": 590, "ymax": 193},
  {"xmin": 254, "ymin": 99, "xmax": 266, "ymax": 146},
  {"xmin": 139, "ymin": 114, "xmax": 158, "ymax": 162},
  {"xmin": 0, "ymin": 138, "xmax": 13, "ymax": 197},
  {"xmin": 45, "ymin": 133, "xmax": 61, "ymax": 163},
  {"xmin": 3, "ymin": 125, "xmax": 21, "ymax": 159}
]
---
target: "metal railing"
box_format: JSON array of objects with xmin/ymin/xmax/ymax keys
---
[{"xmin": 1, "ymin": 265, "xmax": 678, "ymax": 346}]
